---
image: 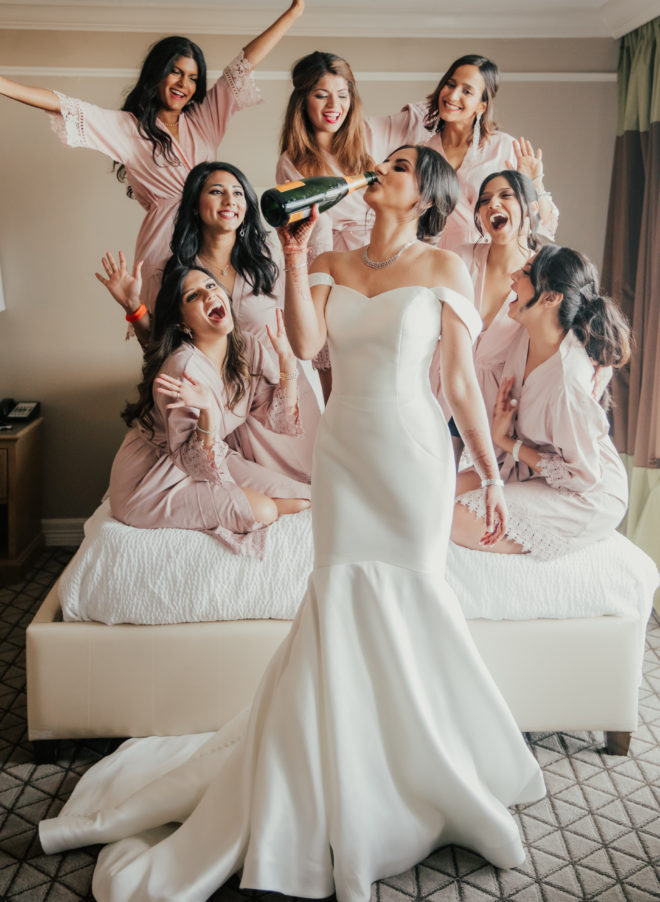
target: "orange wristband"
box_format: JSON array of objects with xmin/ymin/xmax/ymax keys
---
[{"xmin": 125, "ymin": 304, "xmax": 147, "ymax": 323}]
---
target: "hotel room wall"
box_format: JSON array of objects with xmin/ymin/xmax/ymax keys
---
[{"xmin": 0, "ymin": 30, "xmax": 617, "ymax": 519}]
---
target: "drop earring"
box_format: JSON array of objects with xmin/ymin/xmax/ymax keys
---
[
  {"xmin": 239, "ymin": 227, "xmax": 246, "ymax": 238},
  {"xmin": 472, "ymin": 112, "xmax": 482, "ymax": 151},
  {"xmin": 177, "ymin": 323, "xmax": 193, "ymax": 338}
]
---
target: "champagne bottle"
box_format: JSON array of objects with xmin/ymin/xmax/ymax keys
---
[{"xmin": 260, "ymin": 172, "xmax": 378, "ymax": 228}]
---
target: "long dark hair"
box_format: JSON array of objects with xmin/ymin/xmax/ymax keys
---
[
  {"xmin": 389, "ymin": 145, "xmax": 459, "ymax": 240},
  {"xmin": 474, "ymin": 170, "xmax": 541, "ymax": 250},
  {"xmin": 170, "ymin": 161, "xmax": 279, "ymax": 297},
  {"xmin": 279, "ymin": 51, "xmax": 373, "ymax": 177},
  {"xmin": 424, "ymin": 54, "xmax": 500, "ymax": 146},
  {"xmin": 114, "ymin": 37, "xmax": 207, "ymax": 196},
  {"xmin": 526, "ymin": 245, "xmax": 631, "ymax": 375},
  {"xmin": 122, "ymin": 263, "xmax": 252, "ymax": 433}
]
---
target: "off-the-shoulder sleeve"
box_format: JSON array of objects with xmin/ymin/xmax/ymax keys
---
[
  {"xmin": 49, "ymin": 92, "xmax": 138, "ymax": 164},
  {"xmin": 308, "ymin": 272, "xmax": 335, "ymax": 288},
  {"xmin": 435, "ymin": 286, "xmax": 482, "ymax": 344},
  {"xmin": 365, "ymin": 101, "xmax": 430, "ymax": 161},
  {"xmin": 189, "ymin": 51, "xmax": 262, "ymax": 146},
  {"xmin": 536, "ymin": 382, "xmax": 607, "ymax": 494}
]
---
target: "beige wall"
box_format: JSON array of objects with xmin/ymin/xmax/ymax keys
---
[{"xmin": 0, "ymin": 29, "xmax": 618, "ymax": 520}]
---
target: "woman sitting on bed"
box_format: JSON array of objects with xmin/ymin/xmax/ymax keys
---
[
  {"xmin": 451, "ymin": 244, "xmax": 630, "ymax": 560},
  {"xmin": 100, "ymin": 161, "xmax": 321, "ymax": 484},
  {"xmin": 105, "ymin": 259, "xmax": 310, "ymax": 558}
]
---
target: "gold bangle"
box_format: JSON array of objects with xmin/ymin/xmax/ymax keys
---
[{"xmin": 279, "ymin": 370, "xmax": 298, "ymax": 381}]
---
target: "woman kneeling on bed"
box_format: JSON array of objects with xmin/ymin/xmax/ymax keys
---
[
  {"xmin": 108, "ymin": 260, "xmax": 310, "ymax": 558},
  {"xmin": 451, "ymin": 244, "xmax": 631, "ymax": 559}
]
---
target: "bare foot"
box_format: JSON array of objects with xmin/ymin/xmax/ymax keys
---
[{"xmin": 273, "ymin": 498, "xmax": 311, "ymax": 516}]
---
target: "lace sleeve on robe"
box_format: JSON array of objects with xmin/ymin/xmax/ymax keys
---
[
  {"xmin": 248, "ymin": 340, "xmax": 303, "ymax": 436},
  {"xmin": 176, "ymin": 433, "xmax": 232, "ymax": 483},
  {"xmin": 221, "ymin": 51, "xmax": 263, "ymax": 110},
  {"xmin": 48, "ymin": 92, "xmax": 136, "ymax": 163}
]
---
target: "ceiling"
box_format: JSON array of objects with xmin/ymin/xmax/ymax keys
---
[{"xmin": 0, "ymin": 0, "xmax": 657, "ymax": 38}]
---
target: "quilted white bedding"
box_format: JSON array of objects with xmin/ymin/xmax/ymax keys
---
[{"xmin": 60, "ymin": 500, "xmax": 658, "ymax": 626}]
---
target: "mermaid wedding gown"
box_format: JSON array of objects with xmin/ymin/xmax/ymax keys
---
[{"xmin": 40, "ymin": 277, "xmax": 545, "ymax": 902}]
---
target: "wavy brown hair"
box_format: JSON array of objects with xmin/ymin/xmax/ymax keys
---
[
  {"xmin": 279, "ymin": 51, "xmax": 373, "ymax": 177},
  {"xmin": 424, "ymin": 54, "xmax": 500, "ymax": 148},
  {"xmin": 122, "ymin": 263, "xmax": 252, "ymax": 435}
]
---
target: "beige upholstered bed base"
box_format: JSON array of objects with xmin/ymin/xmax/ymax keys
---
[{"xmin": 27, "ymin": 580, "xmax": 642, "ymax": 755}]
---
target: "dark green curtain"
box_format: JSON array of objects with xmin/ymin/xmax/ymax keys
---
[
  {"xmin": 602, "ymin": 17, "xmax": 660, "ymax": 566},
  {"xmin": 602, "ymin": 17, "xmax": 660, "ymax": 467}
]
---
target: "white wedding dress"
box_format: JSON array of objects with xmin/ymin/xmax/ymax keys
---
[{"xmin": 40, "ymin": 277, "xmax": 545, "ymax": 902}]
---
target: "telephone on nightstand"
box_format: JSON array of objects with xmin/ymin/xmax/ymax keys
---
[{"xmin": 0, "ymin": 398, "xmax": 41, "ymax": 425}]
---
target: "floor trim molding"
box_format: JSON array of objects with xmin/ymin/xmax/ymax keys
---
[{"xmin": 42, "ymin": 518, "xmax": 85, "ymax": 547}]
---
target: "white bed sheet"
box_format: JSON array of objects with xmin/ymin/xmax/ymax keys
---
[{"xmin": 60, "ymin": 500, "xmax": 658, "ymax": 626}]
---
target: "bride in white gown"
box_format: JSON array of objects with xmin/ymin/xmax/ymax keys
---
[{"xmin": 39, "ymin": 144, "xmax": 545, "ymax": 902}]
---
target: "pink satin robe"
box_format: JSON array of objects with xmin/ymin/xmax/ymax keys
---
[
  {"xmin": 109, "ymin": 338, "xmax": 309, "ymax": 558},
  {"xmin": 456, "ymin": 329, "xmax": 627, "ymax": 559},
  {"xmin": 49, "ymin": 52, "xmax": 262, "ymax": 311}
]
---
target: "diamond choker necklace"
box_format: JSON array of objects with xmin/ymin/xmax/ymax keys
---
[{"xmin": 361, "ymin": 239, "xmax": 417, "ymax": 269}]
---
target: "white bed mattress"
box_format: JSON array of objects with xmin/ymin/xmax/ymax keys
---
[{"xmin": 60, "ymin": 501, "xmax": 658, "ymax": 626}]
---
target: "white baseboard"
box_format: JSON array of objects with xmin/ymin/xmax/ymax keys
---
[{"xmin": 42, "ymin": 518, "xmax": 85, "ymax": 548}]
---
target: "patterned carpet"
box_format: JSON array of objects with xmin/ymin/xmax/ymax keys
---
[{"xmin": 1, "ymin": 547, "xmax": 659, "ymax": 901}]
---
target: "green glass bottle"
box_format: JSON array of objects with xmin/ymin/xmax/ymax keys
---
[{"xmin": 260, "ymin": 172, "xmax": 378, "ymax": 228}]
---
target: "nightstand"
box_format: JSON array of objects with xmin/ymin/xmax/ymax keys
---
[{"xmin": 0, "ymin": 417, "xmax": 44, "ymax": 583}]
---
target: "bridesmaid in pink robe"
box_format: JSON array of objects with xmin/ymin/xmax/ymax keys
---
[
  {"xmin": 100, "ymin": 161, "xmax": 321, "ymax": 483},
  {"xmin": 411, "ymin": 54, "xmax": 558, "ymax": 250},
  {"xmin": 443, "ymin": 171, "xmax": 542, "ymax": 421},
  {"xmin": 433, "ymin": 170, "xmax": 541, "ymax": 462},
  {"xmin": 451, "ymin": 245, "xmax": 630, "ymax": 559},
  {"xmin": 0, "ymin": 1, "xmax": 305, "ymax": 312},
  {"xmin": 102, "ymin": 260, "xmax": 310, "ymax": 558}
]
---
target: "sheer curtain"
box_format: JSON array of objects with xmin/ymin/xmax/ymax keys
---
[{"xmin": 602, "ymin": 17, "xmax": 660, "ymax": 583}]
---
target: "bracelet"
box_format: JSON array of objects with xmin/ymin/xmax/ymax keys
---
[
  {"xmin": 279, "ymin": 370, "xmax": 298, "ymax": 381},
  {"xmin": 125, "ymin": 303, "xmax": 147, "ymax": 323},
  {"xmin": 195, "ymin": 424, "xmax": 216, "ymax": 435},
  {"xmin": 512, "ymin": 439, "xmax": 523, "ymax": 462},
  {"xmin": 284, "ymin": 261, "xmax": 307, "ymax": 273},
  {"xmin": 481, "ymin": 478, "xmax": 504, "ymax": 488},
  {"xmin": 537, "ymin": 190, "xmax": 552, "ymax": 200}
]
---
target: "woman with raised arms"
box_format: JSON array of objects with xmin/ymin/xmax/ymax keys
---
[
  {"xmin": 0, "ymin": 0, "xmax": 305, "ymax": 312},
  {"xmin": 102, "ymin": 260, "xmax": 310, "ymax": 558}
]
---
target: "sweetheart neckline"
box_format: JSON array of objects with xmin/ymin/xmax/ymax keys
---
[{"xmin": 328, "ymin": 284, "xmax": 438, "ymax": 302}]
